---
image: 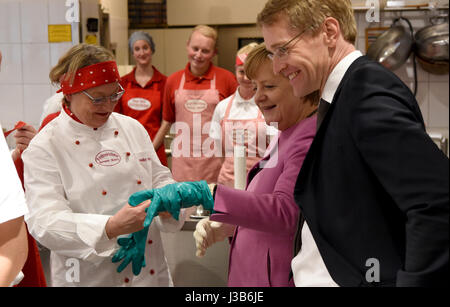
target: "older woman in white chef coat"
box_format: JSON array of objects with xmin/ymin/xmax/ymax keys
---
[{"xmin": 22, "ymin": 44, "xmax": 184, "ymax": 287}]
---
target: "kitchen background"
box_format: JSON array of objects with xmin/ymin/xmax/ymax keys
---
[
  {"xmin": 0, "ymin": 0, "xmax": 448, "ymax": 148},
  {"xmin": 0, "ymin": 0, "xmax": 448, "ymax": 286}
]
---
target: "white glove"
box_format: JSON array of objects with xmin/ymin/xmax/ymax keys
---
[
  {"xmin": 193, "ymin": 217, "xmax": 235, "ymax": 257},
  {"xmin": 208, "ymin": 183, "xmax": 216, "ymax": 196}
]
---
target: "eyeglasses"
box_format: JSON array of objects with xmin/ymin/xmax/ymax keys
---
[
  {"xmin": 267, "ymin": 27, "xmax": 311, "ymax": 60},
  {"xmin": 82, "ymin": 83, "xmax": 125, "ymax": 105}
]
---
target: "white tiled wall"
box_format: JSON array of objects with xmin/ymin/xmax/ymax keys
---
[
  {"xmin": 354, "ymin": 9, "xmax": 449, "ymax": 136},
  {"xmin": 0, "ymin": 0, "xmax": 74, "ymax": 141},
  {"xmin": 1, "ymin": 1, "xmax": 448, "ymax": 144}
]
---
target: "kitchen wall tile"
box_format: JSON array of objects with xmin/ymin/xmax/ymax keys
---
[
  {"xmin": 429, "ymin": 82, "xmax": 449, "ymax": 128},
  {"xmin": 20, "ymin": 0, "xmax": 49, "ymax": 43},
  {"xmin": 356, "ymin": 12, "xmax": 371, "ymax": 39},
  {"xmin": 48, "ymin": 0, "xmax": 69, "ymax": 24},
  {"xmin": 23, "ymin": 84, "xmax": 52, "ymax": 126},
  {"xmin": 355, "ymin": 37, "xmax": 367, "ymax": 54},
  {"xmin": 393, "ymin": 55, "xmax": 429, "ymax": 83},
  {"xmin": 395, "ymin": 11, "xmax": 428, "ymax": 29},
  {"xmin": 0, "ymin": 84, "xmax": 24, "ymax": 127},
  {"xmin": 0, "ymin": 43, "xmax": 23, "ymax": 84},
  {"xmin": 429, "ymin": 71, "xmax": 449, "ymax": 82},
  {"xmin": 50, "ymin": 42, "xmax": 72, "ymax": 67},
  {"xmin": 0, "ymin": 0, "xmax": 22, "ymax": 43},
  {"xmin": 109, "ymin": 15, "xmax": 129, "ymax": 65},
  {"xmin": 22, "ymin": 43, "xmax": 51, "ymax": 84}
]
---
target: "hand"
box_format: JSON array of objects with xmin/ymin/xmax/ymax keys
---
[
  {"xmin": 105, "ymin": 200, "xmax": 150, "ymax": 239},
  {"xmin": 11, "ymin": 124, "xmax": 37, "ymax": 161},
  {"xmin": 193, "ymin": 217, "xmax": 235, "ymax": 258},
  {"xmin": 129, "ymin": 181, "xmax": 214, "ymax": 228},
  {"xmin": 112, "ymin": 226, "xmax": 149, "ymax": 275}
]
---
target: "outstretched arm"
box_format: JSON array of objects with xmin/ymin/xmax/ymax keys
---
[{"xmin": 0, "ymin": 216, "xmax": 28, "ymax": 287}]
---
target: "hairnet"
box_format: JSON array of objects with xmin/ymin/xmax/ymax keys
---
[{"xmin": 129, "ymin": 31, "xmax": 155, "ymax": 53}]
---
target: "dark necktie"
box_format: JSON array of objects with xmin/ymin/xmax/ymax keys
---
[{"xmin": 316, "ymin": 98, "xmax": 331, "ymax": 131}]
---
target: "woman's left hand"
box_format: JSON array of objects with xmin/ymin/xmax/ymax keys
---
[{"xmin": 11, "ymin": 124, "xmax": 37, "ymax": 161}]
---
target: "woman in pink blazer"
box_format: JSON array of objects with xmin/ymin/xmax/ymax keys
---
[
  {"xmin": 121, "ymin": 44, "xmax": 319, "ymax": 286},
  {"xmin": 195, "ymin": 44, "xmax": 319, "ymax": 286}
]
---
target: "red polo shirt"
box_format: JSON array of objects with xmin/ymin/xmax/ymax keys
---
[
  {"xmin": 115, "ymin": 66, "xmax": 168, "ymax": 165},
  {"xmin": 162, "ymin": 63, "xmax": 238, "ymax": 123}
]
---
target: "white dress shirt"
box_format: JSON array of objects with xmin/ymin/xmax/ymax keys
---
[
  {"xmin": 0, "ymin": 123, "xmax": 28, "ymax": 287},
  {"xmin": 291, "ymin": 50, "xmax": 362, "ymax": 287}
]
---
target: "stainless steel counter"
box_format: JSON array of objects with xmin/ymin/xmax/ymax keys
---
[{"xmin": 161, "ymin": 216, "xmax": 230, "ymax": 287}]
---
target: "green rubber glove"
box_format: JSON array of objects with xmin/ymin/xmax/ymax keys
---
[
  {"xmin": 129, "ymin": 180, "xmax": 214, "ymax": 228},
  {"xmin": 112, "ymin": 225, "xmax": 149, "ymax": 275}
]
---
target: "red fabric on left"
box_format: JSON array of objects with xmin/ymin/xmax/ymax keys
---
[
  {"xmin": 3, "ymin": 121, "xmax": 27, "ymax": 138},
  {"xmin": 13, "ymin": 157, "xmax": 47, "ymax": 287}
]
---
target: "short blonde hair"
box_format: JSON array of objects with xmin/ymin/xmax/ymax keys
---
[
  {"xmin": 245, "ymin": 43, "xmax": 319, "ymax": 106},
  {"xmin": 49, "ymin": 43, "xmax": 114, "ymax": 85},
  {"xmin": 237, "ymin": 42, "xmax": 259, "ymax": 57},
  {"xmin": 257, "ymin": 0, "xmax": 356, "ymax": 45},
  {"xmin": 189, "ymin": 25, "xmax": 218, "ymax": 47}
]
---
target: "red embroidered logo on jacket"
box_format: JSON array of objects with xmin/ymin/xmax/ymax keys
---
[{"xmin": 95, "ymin": 150, "xmax": 121, "ymax": 166}]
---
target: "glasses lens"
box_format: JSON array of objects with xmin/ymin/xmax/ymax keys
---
[
  {"xmin": 110, "ymin": 90, "xmax": 124, "ymax": 102},
  {"xmin": 87, "ymin": 84, "xmax": 123, "ymax": 104},
  {"xmin": 276, "ymin": 48, "xmax": 285, "ymax": 58},
  {"xmin": 93, "ymin": 97, "xmax": 107, "ymax": 104}
]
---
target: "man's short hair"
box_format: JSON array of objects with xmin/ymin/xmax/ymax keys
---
[{"xmin": 257, "ymin": 0, "xmax": 357, "ymax": 45}]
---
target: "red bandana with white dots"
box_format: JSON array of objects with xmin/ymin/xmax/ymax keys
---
[{"xmin": 57, "ymin": 61, "xmax": 121, "ymax": 95}]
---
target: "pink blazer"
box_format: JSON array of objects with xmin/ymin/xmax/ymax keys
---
[{"xmin": 211, "ymin": 115, "xmax": 317, "ymax": 287}]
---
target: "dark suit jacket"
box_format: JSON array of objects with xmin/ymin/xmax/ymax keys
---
[{"xmin": 293, "ymin": 56, "xmax": 449, "ymax": 287}]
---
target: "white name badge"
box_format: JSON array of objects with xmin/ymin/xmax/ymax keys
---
[
  {"xmin": 184, "ymin": 99, "xmax": 207, "ymax": 113},
  {"xmin": 128, "ymin": 97, "xmax": 151, "ymax": 111}
]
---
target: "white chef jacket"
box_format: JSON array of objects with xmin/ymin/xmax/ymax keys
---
[
  {"xmin": 0, "ymin": 123, "xmax": 28, "ymax": 224},
  {"xmin": 291, "ymin": 50, "xmax": 362, "ymax": 287},
  {"xmin": 22, "ymin": 110, "xmax": 184, "ymax": 287},
  {"xmin": 209, "ymin": 88, "xmax": 278, "ymax": 141},
  {"xmin": 0, "ymin": 123, "xmax": 28, "ymax": 287}
]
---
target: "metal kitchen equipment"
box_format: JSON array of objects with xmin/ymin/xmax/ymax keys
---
[
  {"xmin": 367, "ymin": 17, "xmax": 417, "ymax": 96},
  {"xmin": 415, "ymin": 15, "xmax": 449, "ymax": 75},
  {"xmin": 367, "ymin": 17, "xmax": 414, "ymax": 71}
]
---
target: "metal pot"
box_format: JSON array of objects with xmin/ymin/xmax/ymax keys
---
[
  {"xmin": 367, "ymin": 18, "xmax": 414, "ymax": 71},
  {"xmin": 414, "ymin": 16, "xmax": 449, "ymax": 75}
]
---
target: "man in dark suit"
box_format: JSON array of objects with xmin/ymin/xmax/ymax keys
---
[{"xmin": 258, "ymin": 0, "xmax": 449, "ymax": 287}]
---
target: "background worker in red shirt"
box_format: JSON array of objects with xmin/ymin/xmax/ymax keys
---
[
  {"xmin": 115, "ymin": 31, "xmax": 169, "ymax": 166},
  {"xmin": 162, "ymin": 25, "xmax": 238, "ymax": 184}
]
